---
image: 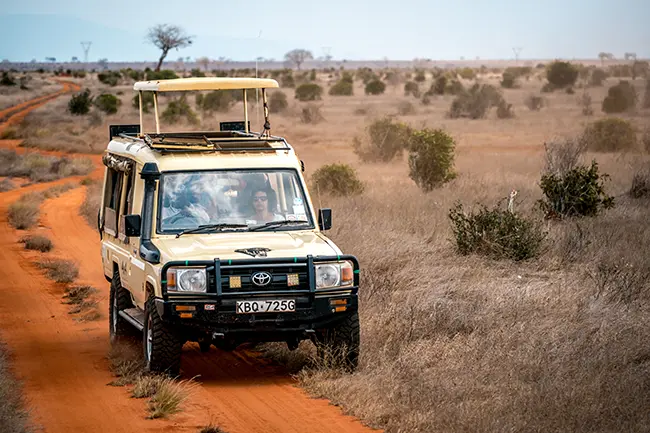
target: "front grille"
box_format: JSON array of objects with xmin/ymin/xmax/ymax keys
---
[{"xmin": 219, "ymin": 263, "xmax": 309, "ymax": 292}]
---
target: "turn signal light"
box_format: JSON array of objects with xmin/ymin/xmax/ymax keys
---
[
  {"xmin": 179, "ymin": 312, "xmax": 193, "ymax": 319},
  {"xmin": 175, "ymin": 305, "xmax": 196, "ymax": 312}
]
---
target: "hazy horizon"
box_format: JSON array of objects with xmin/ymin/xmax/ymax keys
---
[{"xmin": 1, "ymin": 0, "xmax": 648, "ymax": 63}]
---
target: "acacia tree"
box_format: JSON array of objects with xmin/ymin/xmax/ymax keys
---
[
  {"xmin": 196, "ymin": 56, "xmax": 210, "ymax": 71},
  {"xmin": 284, "ymin": 49, "xmax": 313, "ymax": 70},
  {"xmin": 147, "ymin": 24, "xmax": 193, "ymax": 71}
]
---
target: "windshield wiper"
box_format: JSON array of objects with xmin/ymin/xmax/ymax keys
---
[
  {"xmin": 248, "ymin": 219, "xmax": 310, "ymax": 232},
  {"xmin": 176, "ymin": 223, "xmax": 248, "ymax": 238}
]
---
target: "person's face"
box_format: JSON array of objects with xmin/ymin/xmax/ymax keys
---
[{"xmin": 252, "ymin": 191, "xmax": 268, "ymax": 213}]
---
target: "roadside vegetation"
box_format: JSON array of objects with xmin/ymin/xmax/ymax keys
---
[
  {"xmin": 0, "ymin": 342, "xmax": 32, "ymax": 433},
  {"xmin": 0, "ymin": 149, "xmax": 93, "ymax": 183},
  {"xmin": 8, "ymin": 183, "xmax": 77, "ymax": 230}
]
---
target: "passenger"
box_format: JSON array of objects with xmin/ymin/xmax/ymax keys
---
[{"xmin": 248, "ymin": 187, "xmax": 284, "ymax": 224}]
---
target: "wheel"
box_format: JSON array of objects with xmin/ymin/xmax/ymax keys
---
[
  {"xmin": 316, "ymin": 312, "xmax": 360, "ymax": 372},
  {"xmin": 143, "ymin": 296, "xmax": 183, "ymax": 376},
  {"xmin": 109, "ymin": 268, "xmax": 135, "ymax": 343}
]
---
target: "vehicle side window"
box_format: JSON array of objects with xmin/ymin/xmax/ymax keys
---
[
  {"xmin": 103, "ymin": 167, "xmax": 124, "ymax": 237},
  {"xmin": 117, "ymin": 170, "xmax": 136, "ymax": 241}
]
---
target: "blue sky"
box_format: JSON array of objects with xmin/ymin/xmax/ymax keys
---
[{"xmin": 1, "ymin": 0, "xmax": 648, "ymax": 62}]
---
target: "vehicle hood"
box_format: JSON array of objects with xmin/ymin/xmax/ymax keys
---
[{"xmin": 154, "ymin": 230, "xmax": 341, "ymax": 262}]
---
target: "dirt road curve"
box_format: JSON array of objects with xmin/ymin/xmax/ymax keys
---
[{"xmin": 0, "ymin": 87, "xmax": 378, "ymax": 432}]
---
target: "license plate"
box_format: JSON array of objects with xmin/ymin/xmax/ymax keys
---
[{"xmin": 236, "ymin": 299, "xmax": 296, "ymax": 314}]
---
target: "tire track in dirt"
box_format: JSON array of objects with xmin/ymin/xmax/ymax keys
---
[{"xmin": 0, "ymin": 89, "xmax": 379, "ymax": 432}]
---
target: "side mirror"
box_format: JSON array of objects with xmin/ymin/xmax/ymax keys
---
[
  {"xmin": 318, "ymin": 208, "xmax": 332, "ymax": 231},
  {"xmin": 124, "ymin": 214, "xmax": 142, "ymax": 237}
]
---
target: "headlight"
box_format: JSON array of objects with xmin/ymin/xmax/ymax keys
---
[
  {"xmin": 166, "ymin": 267, "xmax": 207, "ymax": 293},
  {"xmin": 315, "ymin": 261, "xmax": 354, "ymax": 289}
]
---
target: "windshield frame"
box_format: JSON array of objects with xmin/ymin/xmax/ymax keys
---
[{"xmin": 154, "ymin": 167, "xmax": 315, "ymax": 236}]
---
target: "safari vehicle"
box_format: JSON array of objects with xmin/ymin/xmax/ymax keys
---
[{"xmin": 99, "ymin": 77, "xmax": 360, "ymax": 376}]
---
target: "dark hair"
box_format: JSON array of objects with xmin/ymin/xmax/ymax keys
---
[{"xmin": 249, "ymin": 186, "xmax": 277, "ymax": 213}]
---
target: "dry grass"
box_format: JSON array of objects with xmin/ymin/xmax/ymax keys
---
[
  {"xmin": 72, "ymin": 70, "xmax": 650, "ymax": 432},
  {"xmin": 0, "ymin": 342, "xmax": 32, "ymax": 433},
  {"xmin": 107, "ymin": 340, "xmax": 144, "ymax": 386},
  {"xmin": 0, "ymin": 177, "xmax": 16, "ymax": 192},
  {"xmin": 0, "ymin": 74, "xmax": 61, "ymax": 111},
  {"xmin": 80, "ymin": 179, "xmax": 102, "ymax": 228},
  {"xmin": 146, "ymin": 377, "xmax": 195, "ymax": 419},
  {"xmin": 36, "ymin": 258, "xmax": 79, "ymax": 284},
  {"xmin": 198, "ymin": 424, "xmax": 227, "ymax": 433},
  {"xmin": 20, "ymin": 234, "xmax": 53, "ymax": 252},
  {"xmin": 0, "ymin": 149, "xmax": 93, "ymax": 183},
  {"xmin": 8, "ymin": 184, "xmax": 77, "ymax": 230}
]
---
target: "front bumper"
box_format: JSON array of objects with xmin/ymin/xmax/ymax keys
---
[{"xmin": 157, "ymin": 254, "xmax": 360, "ymax": 339}]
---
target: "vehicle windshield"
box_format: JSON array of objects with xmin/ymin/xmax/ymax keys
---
[{"xmin": 157, "ymin": 169, "xmax": 313, "ymax": 233}]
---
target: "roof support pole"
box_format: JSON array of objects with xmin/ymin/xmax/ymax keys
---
[
  {"xmin": 138, "ymin": 91, "xmax": 144, "ymax": 135},
  {"xmin": 153, "ymin": 92, "xmax": 160, "ymax": 134},
  {"xmin": 243, "ymin": 89, "xmax": 249, "ymax": 133}
]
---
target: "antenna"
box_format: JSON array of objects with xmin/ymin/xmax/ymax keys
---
[
  {"xmin": 255, "ymin": 30, "xmax": 262, "ymax": 132},
  {"xmin": 81, "ymin": 41, "xmax": 92, "ymax": 63},
  {"xmin": 512, "ymin": 46, "xmax": 523, "ymax": 65}
]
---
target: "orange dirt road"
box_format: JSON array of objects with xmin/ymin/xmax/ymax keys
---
[{"xmin": 0, "ymin": 88, "xmax": 379, "ymax": 432}]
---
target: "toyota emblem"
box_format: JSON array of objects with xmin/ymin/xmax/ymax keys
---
[{"xmin": 251, "ymin": 271, "xmax": 272, "ymax": 287}]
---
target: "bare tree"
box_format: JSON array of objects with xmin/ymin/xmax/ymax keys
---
[
  {"xmin": 196, "ymin": 56, "xmax": 210, "ymax": 71},
  {"xmin": 598, "ymin": 52, "xmax": 614, "ymax": 66},
  {"xmin": 147, "ymin": 24, "xmax": 193, "ymax": 71},
  {"xmin": 624, "ymin": 52, "xmax": 637, "ymax": 61},
  {"xmin": 284, "ymin": 49, "xmax": 313, "ymax": 70}
]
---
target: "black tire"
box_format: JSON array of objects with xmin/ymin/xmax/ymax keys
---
[
  {"xmin": 316, "ymin": 312, "xmax": 360, "ymax": 372},
  {"xmin": 143, "ymin": 296, "xmax": 183, "ymax": 376},
  {"xmin": 109, "ymin": 268, "xmax": 135, "ymax": 343}
]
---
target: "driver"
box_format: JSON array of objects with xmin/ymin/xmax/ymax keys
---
[{"xmin": 162, "ymin": 187, "xmax": 210, "ymax": 227}]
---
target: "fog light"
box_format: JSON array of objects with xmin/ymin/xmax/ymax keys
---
[
  {"xmin": 175, "ymin": 305, "xmax": 196, "ymax": 312},
  {"xmin": 287, "ymin": 273, "xmax": 300, "ymax": 287},
  {"xmin": 230, "ymin": 276, "xmax": 242, "ymax": 289}
]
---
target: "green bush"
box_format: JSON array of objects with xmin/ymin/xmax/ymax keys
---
[
  {"xmin": 356, "ymin": 67, "xmax": 377, "ymax": 84},
  {"xmin": 97, "ymin": 71, "xmax": 121, "ymax": 86},
  {"xmin": 445, "ymin": 79, "xmax": 464, "ymax": 95},
  {"xmin": 0, "ymin": 72, "xmax": 16, "ymax": 86},
  {"xmin": 94, "ymin": 94, "xmax": 121, "ymax": 114},
  {"xmin": 329, "ymin": 79, "xmax": 353, "ymax": 96},
  {"xmin": 403, "ymin": 81, "xmax": 420, "ymax": 97},
  {"xmin": 132, "ymin": 92, "xmax": 155, "ymax": 113},
  {"xmin": 496, "ymin": 101, "xmax": 515, "ymax": 119},
  {"xmin": 590, "ymin": 68, "xmax": 607, "ymax": 86},
  {"xmin": 68, "ymin": 89, "xmax": 93, "ymax": 115},
  {"xmin": 281, "ymin": 73, "xmax": 295, "ymax": 88},
  {"xmin": 433, "ymin": 76, "xmax": 447, "ymax": 95},
  {"xmin": 546, "ymin": 61, "xmax": 579, "ymax": 88},
  {"xmin": 364, "ymin": 79, "xmax": 386, "ymax": 95},
  {"xmin": 448, "ymin": 202, "xmax": 544, "ymax": 261},
  {"xmin": 190, "ymin": 68, "xmax": 205, "ymax": 77},
  {"xmin": 161, "ymin": 96, "xmax": 199, "ymax": 125},
  {"xmin": 122, "ymin": 68, "xmax": 144, "ymax": 81},
  {"xmin": 602, "ymin": 80, "xmax": 637, "ymax": 113},
  {"xmin": 447, "ymin": 84, "xmax": 503, "ymax": 119},
  {"xmin": 311, "ymin": 163, "xmax": 364, "ymax": 196},
  {"xmin": 198, "ymin": 91, "xmax": 232, "ymax": 112},
  {"xmin": 582, "ymin": 118, "xmax": 637, "ymax": 152},
  {"xmin": 537, "ymin": 160, "xmax": 614, "ymax": 218},
  {"xmin": 414, "ymin": 70, "xmax": 426, "ymax": 82},
  {"xmin": 269, "ymin": 91, "xmax": 288, "ymax": 113},
  {"xmin": 145, "ymin": 69, "xmax": 178, "ymax": 80},
  {"xmin": 295, "ymin": 83, "xmax": 323, "ymax": 101},
  {"xmin": 407, "ymin": 128, "xmax": 456, "ymax": 191},
  {"xmin": 353, "ymin": 117, "xmax": 412, "ymax": 162}
]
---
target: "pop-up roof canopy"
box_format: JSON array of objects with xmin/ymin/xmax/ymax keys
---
[
  {"xmin": 133, "ymin": 77, "xmax": 279, "ymax": 92},
  {"xmin": 132, "ymin": 77, "xmax": 280, "ymax": 136}
]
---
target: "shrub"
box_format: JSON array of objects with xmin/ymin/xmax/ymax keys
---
[
  {"xmin": 94, "ymin": 93, "xmax": 121, "ymax": 115},
  {"xmin": 582, "ymin": 118, "xmax": 637, "ymax": 152},
  {"xmin": 643, "ymin": 79, "xmax": 650, "ymax": 109},
  {"xmin": 414, "ymin": 70, "xmax": 426, "ymax": 82},
  {"xmin": 433, "ymin": 76, "xmax": 447, "ymax": 95},
  {"xmin": 299, "ymin": 104, "xmax": 324, "ymax": 124},
  {"xmin": 403, "ymin": 81, "xmax": 420, "ymax": 97},
  {"xmin": 8, "ymin": 192, "xmax": 42, "ymax": 229},
  {"xmin": 132, "ymin": 91, "xmax": 154, "ymax": 113},
  {"xmin": 643, "ymin": 127, "xmax": 650, "ymax": 152},
  {"xmin": 198, "ymin": 91, "xmax": 232, "ymax": 112},
  {"xmin": 190, "ymin": 68, "xmax": 205, "ymax": 77},
  {"xmin": 525, "ymin": 94, "xmax": 544, "ymax": 111},
  {"xmin": 71, "ymin": 70, "xmax": 86, "ymax": 79},
  {"xmin": 602, "ymin": 80, "xmax": 637, "ymax": 113},
  {"xmin": 311, "ymin": 163, "xmax": 364, "ymax": 196},
  {"xmin": 579, "ymin": 91, "xmax": 594, "ymax": 115},
  {"xmin": 590, "ymin": 68, "xmax": 607, "ymax": 86},
  {"xmin": 122, "ymin": 68, "xmax": 144, "ymax": 81},
  {"xmin": 161, "ymin": 97, "xmax": 199, "ymax": 124},
  {"xmin": 37, "ymin": 259, "xmax": 79, "ymax": 283},
  {"xmin": 269, "ymin": 91, "xmax": 288, "ymax": 113},
  {"xmin": 281, "ymin": 73, "xmax": 295, "ymax": 88},
  {"xmin": 0, "ymin": 72, "xmax": 16, "ymax": 86},
  {"xmin": 538, "ymin": 160, "xmax": 614, "ymax": 218},
  {"xmin": 457, "ymin": 67, "xmax": 476, "ymax": 80},
  {"xmin": 540, "ymin": 82, "xmax": 555, "ymax": 93},
  {"xmin": 295, "ymin": 83, "xmax": 322, "ymax": 101},
  {"xmin": 397, "ymin": 100, "xmax": 416, "ymax": 116},
  {"xmin": 364, "ymin": 79, "xmax": 386, "ymax": 95},
  {"xmin": 448, "ymin": 202, "xmax": 544, "ymax": 261},
  {"xmin": 445, "ymin": 79, "xmax": 464, "ymax": 95},
  {"xmin": 0, "ymin": 178, "xmax": 15, "ymax": 192},
  {"xmin": 407, "ymin": 128, "xmax": 456, "ymax": 191},
  {"xmin": 496, "ymin": 101, "xmax": 515, "ymax": 119},
  {"xmin": 329, "ymin": 80, "xmax": 353, "ymax": 96},
  {"xmin": 145, "ymin": 70, "xmax": 178, "ymax": 80},
  {"xmin": 68, "ymin": 89, "xmax": 92, "ymax": 115},
  {"xmin": 147, "ymin": 377, "xmax": 192, "ymax": 419},
  {"xmin": 447, "ymin": 84, "xmax": 503, "ymax": 119},
  {"xmin": 500, "ymin": 72, "xmax": 518, "ymax": 89},
  {"xmin": 97, "ymin": 71, "xmax": 121, "ymax": 86},
  {"xmin": 629, "ymin": 167, "xmax": 650, "ymax": 198},
  {"xmin": 546, "ymin": 61, "xmax": 579, "ymax": 88},
  {"xmin": 21, "ymin": 234, "xmax": 53, "ymax": 252},
  {"xmin": 353, "ymin": 117, "xmax": 412, "ymax": 162}
]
